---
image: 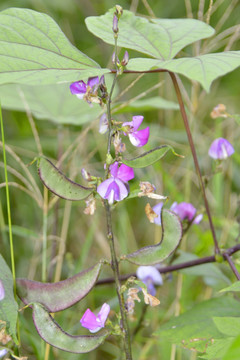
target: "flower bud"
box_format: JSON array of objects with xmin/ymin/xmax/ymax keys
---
[
  {"xmin": 115, "ymin": 5, "xmax": 123, "ymax": 18},
  {"xmin": 112, "ymin": 15, "xmax": 119, "ymax": 33},
  {"xmin": 121, "ymin": 51, "xmax": 129, "ymax": 66}
]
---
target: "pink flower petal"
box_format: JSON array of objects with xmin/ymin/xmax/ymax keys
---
[
  {"xmin": 152, "ymin": 202, "xmax": 164, "ymax": 226},
  {"xmin": 117, "ymin": 164, "xmax": 134, "ymax": 182},
  {"xmin": 129, "ymin": 127, "xmax": 150, "ymax": 147},
  {"xmin": 131, "ymin": 116, "xmax": 144, "ymax": 131},
  {"xmin": 80, "ymin": 303, "xmax": 110, "ymax": 333},
  {"xmin": 87, "ymin": 76, "xmax": 99, "ymax": 88},
  {"xmin": 109, "ymin": 162, "xmax": 119, "ymax": 178},
  {"xmin": 70, "ymin": 81, "xmax": 87, "ymax": 95},
  {"xmin": 97, "ymin": 303, "xmax": 110, "ymax": 325}
]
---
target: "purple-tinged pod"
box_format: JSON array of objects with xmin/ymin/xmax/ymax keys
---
[
  {"xmin": 32, "ymin": 303, "xmax": 109, "ymax": 353},
  {"xmin": 17, "ymin": 263, "xmax": 102, "ymax": 312},
  {"xmin": 37, "ymin": 157, "xmax": 94, "ymax": 201},
  {"xmin": 123, "ymin": 210, "xmax": 182, "ymax": 265}
]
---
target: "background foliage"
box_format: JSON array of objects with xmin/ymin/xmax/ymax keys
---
[{"xmin": 0, "ymin": 0, "xmax": 240, "ymax": 359}]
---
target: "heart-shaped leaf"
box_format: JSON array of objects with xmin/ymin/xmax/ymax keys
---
[
  {"xmin": 0, "ymin": 254, "xmax": 18, "ymax": 344},
  {"xmin": 122, "ymin": 145, "xmax": 176, "ymax": 168},
  {"xmin": 86, "ymin": 8, "xmax": 214, "ymax": 60},
  {"xmin": 123, "ymin": 209, "xmax": 182, "ymax": 265},
  {"xmin": 0, "ymin": 83, "xmax": 102, "ymax": 125},
  {"xmin": 127, "ymin": 51, "xmax": 240, "ymax": 92},
  {"xmin": 32, "ymin": 303, "xmax": 109, "ymax": 353},
  {"xmin": 17, "ymin": 262, "xmax": 102, "ymax": 312},
  {"xmin": 38, "ymin": 157, "xmax": 94, "ymax": 201},
  {"xmin": 0, "ymin": 8, "xmax": 109, "ymax": 85}
]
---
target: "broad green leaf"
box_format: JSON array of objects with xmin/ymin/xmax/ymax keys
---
[
  {"xmin": 113, "ymin": 96, "xmax": 179, "ymax": 114},
  {"xmin": 232, "ymin": 114, "xmax": 240, "ymax": 124},
  {"xmin": 86, "ymin": 8, "xmax": 214, "ymax": 60},
  {"xmin": 213, "ymin": 317, "xmax": 240, "ymax": 337},
  {"xmin": 127, "ymin": 51, "xmax": 240, "ymax": 92},
  {"xmin": 220, "ymin": 281, "xmax": 240, "ymax": 293},
  {"xmin": 123, "ymin": 209, "xmax": 182, "ymax": 265},
  {"xmin": 0, "ymin": 8, "xmax": 109, "ymax": 85},
  {"xmin": 38, "ymin": 157, "xmax": 94, "ymax": 201},
  {"xmin": 32, "ymin": 303, "xmax": 109, "ymax": 353},
  {"xmin": 222, "ymin": 334, "xmax": 240, "ymax": 360},
  {"xmin": 122, "ymin": 145, "xmax": 173, "ymax": 168},
  {"xmin": 0, "ymin": 254, "xmax": 18, "ymax": 344},
  {"xmin": 17, "ymin": 262, "xmax": 102, "ymax": 312},
  {"xmin": 199, "ymin": 338, "xmax": 235, "ymax": 360},
  {"xmin": 0, "ymin": 83, "xmax": 102, "ymax": 125},
  {"xmin": 154, "ymin": 297, "xmax": 240, "ymax": 349}
]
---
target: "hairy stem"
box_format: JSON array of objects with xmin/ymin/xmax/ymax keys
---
[
  {"xmin": 169, "ymin": 72, "xmax": 220, "ymax": 255},
  {"xmin": 104, "ymin": 201, "xmax": 132, "ymax": 360}
]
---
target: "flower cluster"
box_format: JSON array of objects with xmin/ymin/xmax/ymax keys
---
[
  {"xmin": 80, "ymin": 303, "xmax": 110, "ymax": 333},
  {"xmin": 70, "ymin": 76, "xmax": 103, "ymax": 105}
]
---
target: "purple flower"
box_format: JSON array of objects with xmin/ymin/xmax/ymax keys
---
[
  {"xmin": 99, "ymin": 113, "xmax": 108, "ymax": 134},
  {"xmin": 80, "ymin": 303, "xmax": 110, "ymax": 333},
  {"xmin": 208, "ymin": 138, "xmax": 234, "ymax": 160},
  {"xmin": 123, "ymin": 116, "xmax": 150, "ymax": 147},
  {"xmin": 0, "ymin": 349, "xmax": 7, "ymax": 358},
  {"xmin": 0, "ymin": 280, "xmax": 5, "ymax": 301},
  {"xmin": 70, "ymin": 77, "xmax": 100, "ymax": 103},
  {"xmin": 171, "ymin": 202, "xmax": 203, "ymax": 224},
  {"xmin": 136, "ymin": 266, "xmax": 163, "ymax": 296},
  {"xmin": 97, "ymin": 162, "xmax": 134, "ymax": 204}
]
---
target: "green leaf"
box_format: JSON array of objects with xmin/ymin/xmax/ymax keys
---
[
  {"xmin": 32, "ymin": 303, "xmax": 109, "ymax": 353},
  {"xmin": 222, "ymin": 334, "xmax": 240, "ymax": 360},
  {"xmin": 213, "ymin": 317, "xmax": 240, "ymax": 337},
  {"xmin": 86, "ymin": 8, "xmax": 214, "ymax": 60},
  {"xmin": 37, "ymin": 157, "xmax": 94, "ymax": 201},
  {"xmin": 123, "ymin": 209, "xmax": 182, "ymax": 265},
  {"xmin": 122, "ymin": 145, "xmax": 174, "ymax": 168},
  {"xmin": 0, "ymin": 254, "xmax": 18, "ymax": 344},
  {"xmin": 113, "ymin": 96, "xmax": 179, "ymax": 114},
  {"xmin": 0, "ymin": 8, "xmax": 109, "ymax": 85},
  {"xmin": 154, "ymin": 297, "xmax": 240, "ymax": 349},
  {"xmin": 0, "ymin": 83, "xmax": 102, "ymax": 125},
  {"xmin": 127, "ymin": 51, "xmax": 240, "ymax": 92},
  {"xmin": 17, "ymin": 262, "xmax": 102, "ymax": 312},
  {"xmin": 220, "ymin": 281, "xmax": 240, "ymax": 293},
  {"xmin": 199, "ymin": 338, "xmax": 235, "ymax": 360}
]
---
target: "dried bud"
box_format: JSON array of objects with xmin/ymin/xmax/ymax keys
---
[
  {"xmin": 145, "ymin": 203, "xmax": 158, "ymax": 223},
  {"xmin": 112, "ymin": 51, "xmax": 120, "ymax": 66},
  {"xmin": 142, "ymin": 288, "xmax": 160, "ymax": 307},
  {"xmin": 113, "ymin": 132, "xmax": 126, "ymax": 153},
  {"xmin": 210, "ymin": 104, "xmax": 227, "ymax": 119},
  {"xmin": 112, "ymin": 15, "xmax": 119, "ymax": 34},
  {"xmin": 138, "ymin": 181, "xmax": 167, "ymax": 200},
  {"xmin": 115, "ymin": 5, "xmax": 123, "ymax": 18},
  {"xmin": 121, "ymin": 51, "xmax": 129, "ymax": 66},
  {"xmin": 84, "ymin": 196, "xmax": 96, "ymax": 215},
  {"xmin": 126, "ymin": 288, "xmax": 141, "ymax": 316}
]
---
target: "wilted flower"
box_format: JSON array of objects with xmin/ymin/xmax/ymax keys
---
[
  {"xmin": 113, "ymin": 132, "xmax": 126, "ymax": 153},
  {"xmin": 123, "ymin": 116, "xmax": 150, "ymax": 147},
  {"xmin": 126, "ymin": 288, "xmax": 141, "ymax": 316},
  {"xmin": 210, "ymin": 104, "xmax": 227, "ymax": 119},
  {"xmin": 171, "ymin": 202, "xmax": 203, "ymax": 224},
  {"xmin": 80, "ymin": 303, "xmax": 110, "ymax": 333},
  {"xmin": 83, "ymin": 196, "xmax": 96, "ymax": 215},
  {"xmin": 151, "ymin": 202, "xmax": 164, "ymax": 225},
  {"xmin": 97, "ymin": 162, "xmax": 134, "ymax": 204},
  {"xmin": 136, "ymin": 266, "xmax": 163, "ymax": 296},
  {"xmin": 99, "ymin": 113, "xmax": 108, "ymax": 134},
  {"xmin": 0, "ymin": 280, "xmax": 5, "ymax": 301},
  {"xmin": 208, "ymin": 138, "xmax": 234, "ymax": 160},
  {"xmin": 70, "ymin": 77, "xmax": 101, "ymax": 104},
  {"xmin": 138, "ymin": 182, "xmax": 166, "ymax": 200}
]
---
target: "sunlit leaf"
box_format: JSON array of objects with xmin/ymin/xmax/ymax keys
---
[
  {"xmin": 32, "ymin": 303, "xmax": 109, "ymax": 353},
  {"xmin": 122, "ymin": 145, "xmax": 173, "ymax": 168},
  {"xmin": 86, "ymin": 8, "xmax": 214, "ymax": 60},
  {"xmin": 17, "ymin": 262, "xmax": 102, "ymax": 312},
  {"xmin": 220, "ymin": 281, "xmax": 240, "ymax": 293},
  {"xmin": 127, "ymin": 51, "xmax": 240, "ymax": 92},
  {"xmin": 222, "ymin": 334, "xmax": 240, "ymax": 360},
  {"xmin": 37, "ymin": 157, "xmax": 94, "ymax": 201},
  {"xmin": 213, "ymin": 317, "xmax": 240, "ymax": 337},
  {"xmin": 0, "ymin": 8, "xmax": 109, "ymax": 85},
  {"xmin": 123, "ymin": 209, "xmax": 182, "ymax": 265},
  {"xmin": 0, "ymin": 83, "xmax": 102, "ymax": 125},
  {"xmin": 0, "ymin": 254, "xmax": 18, "ymax": 344}
]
